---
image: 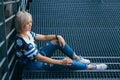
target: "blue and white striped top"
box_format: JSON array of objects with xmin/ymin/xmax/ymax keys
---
[{"xmin": 15, "ymin": 31, "xmax": 39, "ymax": 62}]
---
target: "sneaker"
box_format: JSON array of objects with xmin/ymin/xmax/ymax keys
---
[
  {"xmin": 96, "ymin": 63, "xmax": 107, "ymax": 70},
  {"xmin": 75, "ymin": 56, "xmax": 90, "ymax": 64}
]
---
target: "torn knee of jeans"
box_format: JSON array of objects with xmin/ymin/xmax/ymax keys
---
[{"xmin": 50, "ymin": 40, "xmax": 58, "ymax": 44}]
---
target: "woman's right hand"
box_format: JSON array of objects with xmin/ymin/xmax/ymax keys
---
[
  {"xmin": 60, "ymin": 57, "xmax": 72, "ymax": 66},
  {"xmin": 57, "ymin": 35, "xmax": 66, "ymax": 48}
]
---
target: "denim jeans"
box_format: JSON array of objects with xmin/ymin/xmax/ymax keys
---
[{"xmin": 24, "ymin": 41, "xmax": 87, "ymax": 70}]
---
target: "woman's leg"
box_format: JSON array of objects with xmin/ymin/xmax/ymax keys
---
[
  {"xmin": 87, "ymin": 63, "xmax": 107, "ymax": 70},
  {"xmin": 39, "ymin": 40, "xmax": 60, "ymax": 57},
  {"xmin": 59, "ymin": 43, "xmax": 90, "ymax": 64},
  {"xmin": 40, "ymin": 59, "xmax": 88, "ymax": 70},
  {"xmin": 24, "ymin": 60, "xmax": 43, "ymax": 70},
  {"xmin": 69, "ymin": 61, "xmax": 88, "ymax": 70},
  {"xmin": 39, "ymin": 39, "xmax": 78, "ymax": 59},
  {"xmin": 69, "ymin": 62, "xmax": 107, "ymax": 70},
  {"xmin": 40, "ymin": 58, "xmax": 107, "ymax": 70},
  {"xmin": 40, "ymin": 39, "xmax": 90, "ymax": 64}
]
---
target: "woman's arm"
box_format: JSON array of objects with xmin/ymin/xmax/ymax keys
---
[
  {"xmin": 35, "ymin": 34, "xmax": 66, "ymax": 48},
  {"xmin": 35, "ymin": 54, "xmax": 72, "ymax": 66},
  {"xmin": 35, "ymin": 34, "xmax": 57, "ymax": 41}
]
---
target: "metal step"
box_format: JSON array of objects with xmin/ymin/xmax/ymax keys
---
[
  {"xmin": 22, "ymin": 69, "xmax": 120, "ymax": 80},
  {"xmin": 22, "ymin": 58, "xmax": 120, "ymax": 79}
]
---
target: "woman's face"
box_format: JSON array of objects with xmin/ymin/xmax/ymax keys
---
[{"xmin": 24, "ymin": 16, "xmax": 32, "ymax": 32}]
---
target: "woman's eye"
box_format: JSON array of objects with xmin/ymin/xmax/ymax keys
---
[{"xmin": 27, "ymin": 22, "xmax": 30, "ymax": 24}]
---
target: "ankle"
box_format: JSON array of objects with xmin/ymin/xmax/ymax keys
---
[
  {"xmin": 75, "ymin": 57, "xmax": 80, "ymax": 61},
  {"xmin": 73, "ymin": 55, "xmax": 79, "ymax": 60},
  {"xmin": 88, "ymin": 65, "xmax": 94, "ymax": 70}
]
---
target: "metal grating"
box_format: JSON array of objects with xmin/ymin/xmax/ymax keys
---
[
  {"xmin": 30, "ymin": 0, "xmax": 120, "ymax": 55},
  {"xmin": 22, "ymin": 0, "xmax": 120, "ymax": 80},
  {"xmin": 36, "ymin": 28, "xmax": 120, "ymax": 57},
  {"xmin": 103, "ymin": 0, "xmax": 120, "ymax": 3},
  {"xmin": 22, "ymin": 70, "xmax": 120, "ymax": 80}
]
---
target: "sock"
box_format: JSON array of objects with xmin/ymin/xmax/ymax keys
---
[
  {"xmin": 93, "ymin": 65, "xmax": 97, "ymax": 70},
  {"xmin": 75, "ymin": 57, "xmax": 80, "ymax": 62}
]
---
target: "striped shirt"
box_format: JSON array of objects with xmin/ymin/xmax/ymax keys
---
[{"xmin": 15, "ymin": 31, "xmax": 39, "ymax": 61}]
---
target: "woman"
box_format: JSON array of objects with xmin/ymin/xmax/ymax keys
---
[{"xmin": 15, "ymin": 11, "xmax": 107, "ymax": 70}]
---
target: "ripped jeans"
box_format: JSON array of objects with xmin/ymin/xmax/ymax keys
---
[{"xmin": 24, "ymin": 41, "xmax": 87, "ymax": 70}]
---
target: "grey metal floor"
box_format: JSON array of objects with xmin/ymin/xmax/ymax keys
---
[{"xmin": 22, "ymin": 0, "xmax": 120, "ymax": 79}]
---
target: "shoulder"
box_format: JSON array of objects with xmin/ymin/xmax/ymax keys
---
[{"xmin": 15, "ymin": 35, "xmax": 25, "ymax": 47}]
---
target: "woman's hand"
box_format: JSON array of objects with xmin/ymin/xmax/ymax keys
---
[
  {"xmin": 57, "ymin": 35, "xmax": 66, "ymax": 48},
  {"xmin": 36, "ymin": 54, "xmax": 72, "ymax": 66},
  {"xmin": 60, "ymin": 57, "xmax": 73, "ymax": 66}
]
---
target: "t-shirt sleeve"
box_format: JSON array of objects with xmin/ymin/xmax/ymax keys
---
[
  {"xmin": 15, "ymin": 38, "xmax": 24, "ymax": 57},
  {"xmin": 15, "ymin": 36, "xmax": 39, "ymax": 60},
  {"xmin": 24, "ymin": 43, "xmax": 39, "ymax": 60},
  {"xmin": 30, "ymin": 31, "xmax": 37, "ymax": 39},
  {"xmin": 16, "ymin": 38, "xmax": 24, "ymax": 49}
]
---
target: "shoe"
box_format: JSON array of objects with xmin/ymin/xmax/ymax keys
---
[
  {"xmin": 96, "ymin": 63, "xmax": 107, "ymax": 70},
  {"xmin": 75, "ymin": 56, "xmax": 90, "ymax": 64},
  {"xmin": 80, "ymin": 57, "xmax": 90, "ymax": 64}
]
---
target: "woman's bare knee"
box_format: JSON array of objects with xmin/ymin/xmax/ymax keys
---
[{"xmin": 51, "ymin": 40, "xmax": 58, "ymax": 44}]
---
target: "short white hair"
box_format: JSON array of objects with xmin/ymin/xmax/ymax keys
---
[{"xmin": 15, "ymin": 11, "xmax": 32, "ymax": 33}]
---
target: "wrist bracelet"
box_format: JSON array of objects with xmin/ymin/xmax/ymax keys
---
[{"xmin": 56, "ymin": 35, "xmax": 58, "ymax": 40}]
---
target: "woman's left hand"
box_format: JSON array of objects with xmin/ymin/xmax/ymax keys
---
[{"xmin": 61, "ymin": 57, "xmax": 73, "ymax": 66}]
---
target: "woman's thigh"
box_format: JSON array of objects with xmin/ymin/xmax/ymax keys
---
[
  {"xmin": 24, "ymin": 60, "xmax": 43, "ymax": 70},
  {"xmin": 39, "ymin": 41, "xmax": 60, "ymax": 57}
]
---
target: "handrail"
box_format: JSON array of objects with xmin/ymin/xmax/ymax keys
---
[
  {"xmin": 0, "ymin": 57, "xmax": 6, "ymax": 68},
  {"xmin": 0, "ymin": 41, "xmax": 5, "ymax": 47},
  {"xmin": 6, "ymin": 28, "xmax": 15, "ymax": 40},
  {"xmin": 8, "ymin": 55, "xmax": 15, "ymax": 69},
  {"xmin": 0, "ymin": 22, "xmax": 3, "ymax": 26},
  {"xmin": 0, "ymin": 0, "xmax": 27, "ymax": 80},
  {"xmin": 2, "ymin": 72, "xmax": 7, "ymax": 80},
  {"xmin": 7, "ymin": 42, "xmax": 15, "ymax": 55},
  {"xmin": 9, "ymin": 60, "xmax": 18, "ymax": 80},
  {"xmin": 3, "ymin": 0, "xmax": 19, "ymax": 5},
  {"xmin": 5, "ymin": 14, "xmax": 15, "ymax": 23},
  {"xmin": 0, "ymin": 28, "xmax": 15, "ymax": 48}
]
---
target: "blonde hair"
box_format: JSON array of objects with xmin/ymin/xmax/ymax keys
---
[{"xmin": 15, "ymin": 11, "xmax": 32, "ymax": 33}]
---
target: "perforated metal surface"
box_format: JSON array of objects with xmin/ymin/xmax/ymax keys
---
[
  {"xmin": 22, "ymin": 0, "xmax": 120, "ymax": 80},
  {"xmin": 22, "ymin": 70, "xmax": 120, "ymax": 80}
]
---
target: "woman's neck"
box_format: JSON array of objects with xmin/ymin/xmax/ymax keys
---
[
  {"xmin": 18, "ymin": 31, "xmax": 30, "ymax": 40},
  {"xmin": 19, "ymin": 31, "xmax": 27, "ymax": 36}
]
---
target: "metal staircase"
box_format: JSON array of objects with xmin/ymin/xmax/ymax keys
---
[
  {"xmin": 0, "ymin": 0, "xmax": 118, "ymax": 80},
  {"xmin": 21, "ymin": 0, "xmax": 120, "ymax": 80}
]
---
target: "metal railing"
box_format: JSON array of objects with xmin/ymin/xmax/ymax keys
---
[{"xmin": 0, "ymin": 0, "xmax": 30, "ymax": 80}]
